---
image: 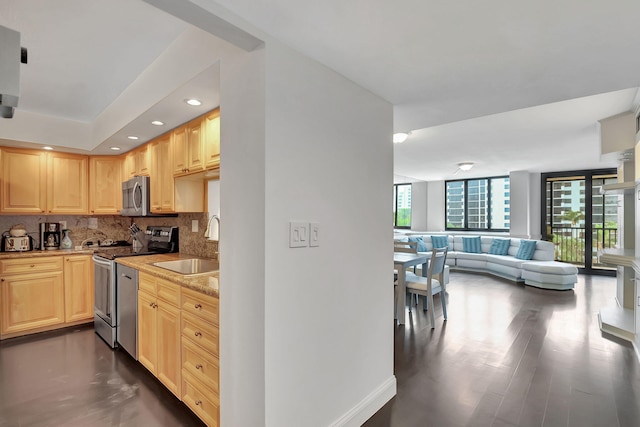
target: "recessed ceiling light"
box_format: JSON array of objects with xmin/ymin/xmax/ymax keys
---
[
  {"xmin": 185, "ymin": 98, "xmax": 202, "ymax": 106},
  {"xmin": 110, "ymin": 146, "xmax": 121, "ymax": 151},
  {"xmin": 458, "ymin": 162, "xmax": 474, "ymax": 171},
  {"xmin": 127, "ymin": 136, "xmax": 139, "ymax": 140},
  {"xmin": 151, "ymin": 120, "xmax": 164, "ymax": 126},
  {"xmin": 43, "ymin": 146, "xmax": 53, "ymax": 150},
  {"xmin": 393, "ymin": 132, "xmax": 410, "ymax": 144}
]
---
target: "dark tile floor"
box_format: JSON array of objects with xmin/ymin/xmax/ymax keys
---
[
  {"xmin": 0, "ymin": 325, "xmax": 204, "ymax": 427},
  {"xmin": 364, "ymin": 272, "xmax": 640, "ymax": 427}
]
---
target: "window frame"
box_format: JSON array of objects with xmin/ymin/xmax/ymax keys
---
[
  {"xmin": 445, "ymin": 175, "xmax": 510, "ymax": 232},
  {"xmin": 393, "ymin": 183, "xmax": 412, "ymax": 229}
]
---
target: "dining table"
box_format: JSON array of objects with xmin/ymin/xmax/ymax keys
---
[{"xmin": 394, "ymin": 251, "xmax": 429, "ymax": 325}]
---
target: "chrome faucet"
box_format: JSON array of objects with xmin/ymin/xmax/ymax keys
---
[{"xmin": 205, "ymin": 214, "xmax": 220, "ymax": 240}]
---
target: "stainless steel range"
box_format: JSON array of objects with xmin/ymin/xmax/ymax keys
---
[{"xmin": 93, "ymin": 225, "xmax": 178, "ymax": 354}]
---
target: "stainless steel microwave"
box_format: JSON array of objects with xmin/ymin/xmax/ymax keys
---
[{"xmin": 121, "ymin": 176, "xmax": 150, "ymax": 216}]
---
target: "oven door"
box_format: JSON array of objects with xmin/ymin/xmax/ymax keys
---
[{"xmin": 93, "ymin": 255, "xmax": 115, "ymax": 326}]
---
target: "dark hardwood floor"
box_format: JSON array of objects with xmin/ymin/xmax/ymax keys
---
[
  {"xmin": 0, "ymin": 325, "xmax": 204, "ymax": 427},
  {"xmin": 365, "ymin": 272, "xmax": 640, "ymax": 427}
]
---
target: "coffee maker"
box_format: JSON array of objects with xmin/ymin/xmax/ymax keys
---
[{"xmin": 40, "ymin": 222, "xmax": 61, "ymax": 250}]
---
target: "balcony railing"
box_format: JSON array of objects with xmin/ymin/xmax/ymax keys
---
[{"xmin": 548, "ymin": 226, "xmax": 618, "ymax": 268}]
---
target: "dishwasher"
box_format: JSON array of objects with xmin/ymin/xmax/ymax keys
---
[{"xmin": 116, "ymin": 263, "xmax": 139, "ymax": 360}]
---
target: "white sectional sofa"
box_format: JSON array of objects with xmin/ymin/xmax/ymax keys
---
[{"xmin": 395, "ymin": 233, "xmax": 578, "ymax": 290}]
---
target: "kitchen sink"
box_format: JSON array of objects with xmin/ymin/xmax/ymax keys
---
[{"xmin": 152, "ymin": 258, "xmax": 219, "ymax": 276}]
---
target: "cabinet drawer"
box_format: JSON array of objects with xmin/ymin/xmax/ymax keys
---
[
  {"xmin": 0, "ymin": 256, "xmax": 63, "ymax": 275},
  {"xmin": 181, "ymin": 287, "xmax": 218, "ymax": 326},
  {"xmin": 182, "ymin": 336, "xmax": 219, "ymax": 392},
  {"xmin": 139, "ymin": 272, "xmax": 156, "ymax": 295},
  {"xmin": 157, "ymin": 277, "xmax": 180, "ymax": 306},
  {"xmin": 182, "ymin": 370, "xmax": 219, "ymax": 427},
  {"xmin": 181, "ymin": 311, "xmax": 218, "ymax": 355}
]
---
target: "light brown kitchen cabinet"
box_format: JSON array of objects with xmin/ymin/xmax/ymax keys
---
[
  {"xmin": 150, "ymin": 134, "xmax": 175, "ymax": 213},
  {"xmin": 63, "ymin": 255, "xmax": 94, "ymax": 323},
  {"xmin": 181, "ymin": 287, "xmax": 220, "ymax": 427},
  {"xmin": 89, "ymin": 156, "xmax": 122, "ymax": 214},
  {"xmin": 123, "ymin": 145, "xmax": 150, "ymax": 180},
  {"xmin": 203, "ymin": 108, "xmax": 220, "ymax": 170},
  {"xmin": 138, "ymin": 272, "xmax": 182, "ymax": 398},
  {"xmin": 173, "ymin": 118, "xmax": 205, "ymax": 176},
  {"xmin": 0, "ymin": 147, "xmax": 47, "ymax": 214},
  {"xmin": 0, "ymin": 257, "xmax": 65, "ymax": 337},
  {"xmin": 47, "ymin": 152, "xmax": 89, "ymax": 214}
]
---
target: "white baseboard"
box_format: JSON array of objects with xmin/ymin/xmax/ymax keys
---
[{"xmin": 329, "ymin": 375, "xmax": 396, "ymax": 427}]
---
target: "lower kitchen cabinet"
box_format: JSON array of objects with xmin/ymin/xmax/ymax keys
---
[
  {"xmin": 0, "ymin": 257, "xmax": 65, "ymax": 337},
  {"xmin": 64, "ymin": 255, "xmax": 94, "ymax": 323},
  {"xmin": 138, "ymin": 272, "xmax": 182, "ymax": 398},
  {"xmin": 0, "ymin": 255, "xmax": 95, "ymax": 340}
]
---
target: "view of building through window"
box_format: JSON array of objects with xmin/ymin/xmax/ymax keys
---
[
  {"xmin": 393, "ymin": 184, "xmax": 411, "ymax": 228},
  {"xmin": 446, "ymin": 177, "xmax": 510, "ymax": 230},
  {"xmin": 543, "ymin": 171, "xmax": 617, "ymax": 272}
]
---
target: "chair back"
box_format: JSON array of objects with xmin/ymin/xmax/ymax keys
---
[
  {"xmin": 427, "ymin": 247, "xmax": 448, "ymax": 279},
  {"xmin": 394, "ymin": 240, "xmax": 418, "ymax": 253}
]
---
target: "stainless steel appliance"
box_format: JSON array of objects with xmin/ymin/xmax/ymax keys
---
[
  {"xmin": 93, "ymin": 225, "xmax": 179, "ymax": 354},
  {"xmin": 117, "ymin": 264, "xmax": 138, "ymax": 359},
  {"xmin": 40, "ymin": 222, "xmax": 61, "ymax": 250},
  {"xmin": 121, "ymin": 175, "xmax": 150, "ymax": 217},
  {"xmin": 1, "ymin": 235, "xmax": 35, "ymax": 251}
]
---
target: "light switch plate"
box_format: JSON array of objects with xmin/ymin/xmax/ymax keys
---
[
  {"xmin": 289, "ymin": 222, "xmax": 309, "ymax": 248},
  {"xmin": 309, "ymin": 222, "xmax": 319, "ymax": 247},
  {"xmin": 192, "ymin": 220, "xmax": 198, "ymax": 232},
  {"xmin": 88, "ymin": 218, "xmax": 98, "ymax": 229}
]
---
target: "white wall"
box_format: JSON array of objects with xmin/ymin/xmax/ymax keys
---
[
  {"xmin": 426, "ymin": 181, "xmax": 446, "ymax": 231},
  {"xmin": 410, "ymin": 181, "xmax": 428, "ymax": 230},
  {"xmin": 263, "ymin": 41, "xmax": 394, "ymax": 427}
]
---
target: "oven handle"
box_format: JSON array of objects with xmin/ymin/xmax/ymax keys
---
[
  {"xmin": 133, "ymin": 181, "xmax": 141, "ymax": 212},
  {"xmin": 92, "ymin": 254, "xmax": 114, "ymax": 267}
]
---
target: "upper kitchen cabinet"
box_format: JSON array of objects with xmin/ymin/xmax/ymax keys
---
[
  {"xmin": 203, "ymin": 108, "xmax": 220, "ymax": 170},
  {"xmin": 47, "ymin": 152, "xmax": 89, "ymax": 214},
  {"xmin": 123, "ymin": 145, "xmax": 150, "ymax": 180},
  {"xmin": 173, "ymin": 118, "xmax": 205, "ymax": 177},
  {"xmin": 0, "ymin": 147, "xmax": 47, "ymax": 214},
  {"xmin": 150, "ymin": 134, "xmax": 175, "ymax": 213},
  {"xmin": 89, "ymin": 156, "xmax": 122, "ymax": 214}
]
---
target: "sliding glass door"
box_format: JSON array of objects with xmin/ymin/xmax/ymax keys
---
[{"xmin": 542, "ymin": 169, "xmax": 617, "ymax": 275}]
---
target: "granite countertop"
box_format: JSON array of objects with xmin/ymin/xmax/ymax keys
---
[
  {"xmin": 0, "ymin": 248, "xmax": 94, "ymax": 259},
  {"xmin": 115, "ymin": 253, "xmax": 219, "ymax": 298}
]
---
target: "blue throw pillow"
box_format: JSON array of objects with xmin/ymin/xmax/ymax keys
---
[
  {"xmin": 407, "ymin": 236, "xmax": 427, "ymax": 252},
  {"xmin": 462, "ymin": 236, "xmax": 482, "ymax": 253},
  {"xmin": 515, "ymin": 240, "xmax": 537, "ymax": 260},
  {"xmin": 488, "ymin": 238, "xmax": 510, "ymax": 255},
  {"xmin": 431, "ymin": 235, "xmax": 448, "ymax": 250}
]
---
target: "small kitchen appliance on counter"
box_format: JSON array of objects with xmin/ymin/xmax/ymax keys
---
[
  {"xmin": 40, "ymin": 222, "xmax": 61, "ymax": 250},
  {"xmin": 1, "ymin": 234, "xmax": 35, "ymax": 251}
]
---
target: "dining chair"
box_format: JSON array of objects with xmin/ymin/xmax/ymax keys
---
[
  {"xmin": 394, "ymin": 240, "xmax": 418, "ymax": 253},
  {"xmin": 403, "ymin": 247, "xmax": 448, "ymax": 328}
]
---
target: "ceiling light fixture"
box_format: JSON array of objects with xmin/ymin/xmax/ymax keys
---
[
  {"xmin": 151, "ymin": 120, "xmax": 164, "ymax": 126},
  {"xmin": 127, "ymin": 136, "xmax": 139, "ymax": 140},
  {"xmin": 458, "ymin": 162, "xmax": 474, "ymax": 171},
  {"xmin": 393, "ymin": 132, "xmax": 411, "ymax": 144},
  {"xmin": 185, "ymin": 98, "xmax": 202, "ymax": 106},
  {"xmin": 110, "ymin": 146, "xmax": 121, "ymax": 151},
  {"xmin": 43, "ymin": 146, "xmax": 53, "ymax": 150}
]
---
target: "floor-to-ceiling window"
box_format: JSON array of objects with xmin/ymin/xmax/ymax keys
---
[{"xmin": 541, "ymin": 169, "xmax": 617, "ymax": 275}]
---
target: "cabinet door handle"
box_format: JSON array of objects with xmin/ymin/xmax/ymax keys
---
[
  {"xmin": 194, "ymin": 331, "xmax": 202, "ymax": 337},
  {"xmin": 30, "ymin": 264, "xmax": 35, "ymax": 268},
  {"xmin": 194, "ymin": 303, "xmax": 202, "ymax": 309},
  {"xmin": 1, "ymin": 278, "xmax": 4, "ymax": 282},
  {"xmin": 195, "ymin": 400, "xmax": 202, "ymax": 406},
  {"xmin": 195, "ymin": 364, "xmax": 203, "ymax": 370}
]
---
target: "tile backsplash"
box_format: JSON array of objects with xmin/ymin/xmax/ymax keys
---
[{"xmin": 0, "ymin": 213, "xmax": 218, "ymax": 259}]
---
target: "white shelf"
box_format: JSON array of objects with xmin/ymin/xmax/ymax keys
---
[
  {"xmin": 599, "ymin": 306, "xmax": 635, "ymax": 341},
  {"xmin": 599, "ymin": 181, "xmax": 636, "ymax": 194},
  {"xmin": 599, "ymin": 248, "xmax": 637, "ymax": 268}
]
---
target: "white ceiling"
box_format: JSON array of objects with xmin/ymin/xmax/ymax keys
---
[{"xmin": 1, "ymin": 0, "xmax": 639, "ymax": 179}]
